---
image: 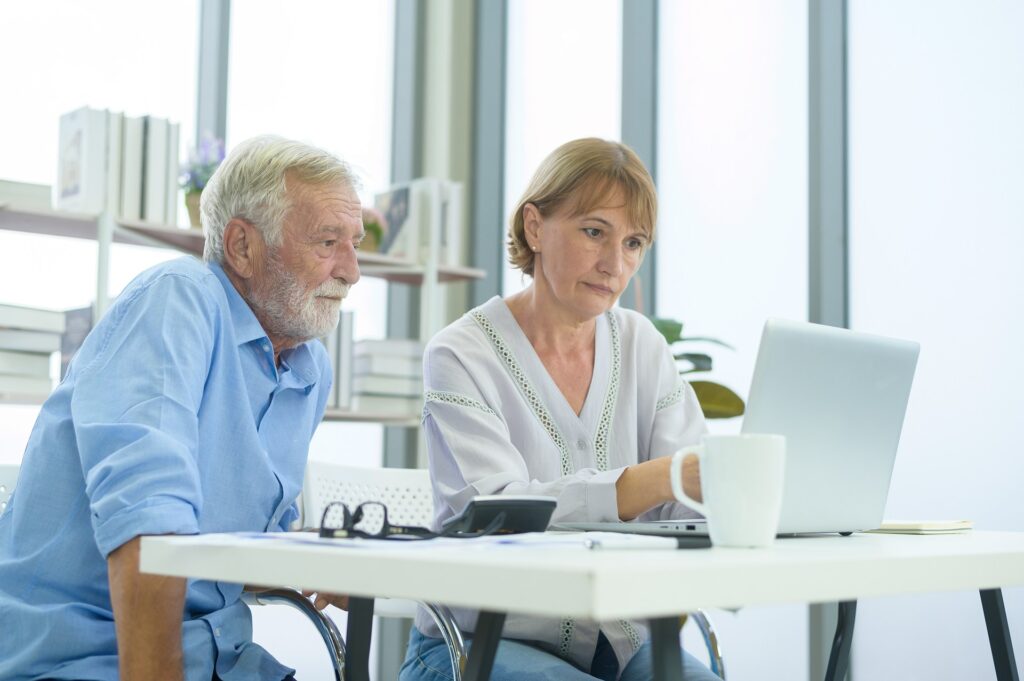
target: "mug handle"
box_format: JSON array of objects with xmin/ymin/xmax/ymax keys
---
[{"xmin": 670, "ymin": 445, "xmax": 708, "ymax": 515}]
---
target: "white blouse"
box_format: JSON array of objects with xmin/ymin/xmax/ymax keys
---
[{"xmin": 414, "ymin": 296, "xmax": 707, "ymax": 673}]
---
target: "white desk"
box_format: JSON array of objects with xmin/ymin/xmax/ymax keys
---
[{"xmin": 141, "ymin": 531, "xmax": 1024, "ymax": 681}]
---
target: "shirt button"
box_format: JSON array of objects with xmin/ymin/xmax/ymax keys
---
[
  {"xmin": 577, "ymin": 439, "xmax": 587, "ymax": 450},
  {"xmin": 262, "ymin": 344, "xmax": 270, "ymax": 352},
  {"xmin": 214, "ymin": 627, "xmax": 222, "ymax": 637}
]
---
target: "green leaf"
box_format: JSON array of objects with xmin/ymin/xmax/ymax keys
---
[
  {"xmin": 649, "ymin": 317, "xmax": 683, "ymax": 344},
  {"xmin": 673, "ymin": 352, "xmax": 712, "ymax": 372},
  {"xmin": 690, "ymin": 381, "xmax": 745, "ymax": 419}
]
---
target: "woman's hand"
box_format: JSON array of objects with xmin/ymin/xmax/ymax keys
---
[
  {"xmin": 679, "ymin": 452, "xmax": 703, "ymax": 504},
  {"xmin": 616, "ymin": 453, "xmax": 703, "ymax": 520},
  {"xmin": 302, "ymin": 590, "xmax": 350, "ymax": 611}
]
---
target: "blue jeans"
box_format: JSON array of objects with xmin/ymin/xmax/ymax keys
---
[{"xmin": 399, "ymin": 627, "xmax": 721, "ymax": 681}]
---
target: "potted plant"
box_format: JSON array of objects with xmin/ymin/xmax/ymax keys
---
[
  {"xmin": 649, "ymin": 316, "xmax": 745, "ymax": 419},
  {"xmin": 180, "ymin": 136, "xmax": 225, "ymax": 229}
]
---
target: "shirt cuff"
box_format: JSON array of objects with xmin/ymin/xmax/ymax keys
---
[
  {"xmin": 93, "ymin": 496, "xmax": 200, "ymax": 558},
  {"xmin": 586, "ymin": 467, "xmax": 627, "ymax": 521}
]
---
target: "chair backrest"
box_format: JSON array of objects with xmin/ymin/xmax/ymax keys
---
[
  {"xmin": 0, "ymin": 464, "xmax": 19, "ymax": 514},
  {"xmin": 302, "ymin": 461, "xmax": 433, "ymax": 529}
]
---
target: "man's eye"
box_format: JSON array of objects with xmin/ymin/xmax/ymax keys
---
[{"xmin": 322, "ymin": 240, "xmax": 337, "ymax": 248}]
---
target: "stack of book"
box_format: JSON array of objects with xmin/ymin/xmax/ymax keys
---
[
  {"xmin": 351, "ymin": 339, "xmax": 424, "ymax": 416},
  {"xmin": 0, "ymin": 303, "xmax": 65, "ymax": 402},
  {"xmin": 322, "ymin": 311, "xmax": 354, "ymax": 411},
  {"xmin": 56, "ymin": 106, "xmax": 180, "ymax": 225}
]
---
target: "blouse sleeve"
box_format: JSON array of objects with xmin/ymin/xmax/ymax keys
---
[
  {"xmin": 423, "ymin": 339, "xmax": 625, "ymax": 526},
  {"xmin": 637, "ymin": 334, "xmax": 709, "ymax": 522}
]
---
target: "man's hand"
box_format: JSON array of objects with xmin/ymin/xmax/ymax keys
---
[
  {"xmin": 108, "ymin": 536, "xmax": 187, "ymax": 681},
  {"xmin": 301, "ymin": 590, "xmax": 350, "ymax": 611}
]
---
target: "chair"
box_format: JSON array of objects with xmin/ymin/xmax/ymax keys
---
[
  {"xmin": 302, "ymin": 462, "xmax": 468, "ymax": 678},
  {"xmin": 0, "ymin": 464, "xmax": 18, "ymax": 515},
  {"xmin": 248, "ymin": 461, "xmax": 467, "ymax": 680}
]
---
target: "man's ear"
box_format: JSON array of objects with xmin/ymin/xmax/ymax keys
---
[{"xmin": 222, "ymin": 218, "xmax": 261, "ymax": 279}]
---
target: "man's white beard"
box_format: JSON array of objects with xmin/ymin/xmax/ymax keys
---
[{"xmin": 252, "ymin": 254, "xmax": 349, "ymax": 343}]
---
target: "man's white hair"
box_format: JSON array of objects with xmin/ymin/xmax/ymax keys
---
[{"xmin": 200, "ymin": 135, "xmax": 359, "ymax": 263}]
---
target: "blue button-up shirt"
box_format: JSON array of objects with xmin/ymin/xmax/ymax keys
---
[{"xmin": 0, "ymin": 257, "xmax": 332, "ymax": 681}]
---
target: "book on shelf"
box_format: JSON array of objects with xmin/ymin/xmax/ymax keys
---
[
  {"xmin": 353, "ymin": 353, "xmax": 422, "ymax": 378},
  {"xmin": 0, "ymin": 180, "xmax": 52, "ymax": 211},
  {"xmin": 440, "ymin": 181, "xmax": 464, "ymax": 267},
  {"xmin": 105, "ymin": 111, "xmax": 123, "ymax": 216},
  {"xmin": 120, "ymin": 115, "xmax": 145, "ymax": 220},
  {"xmin": 374, "ymin": 178, "xmax": 464, "ymax": 266},
  {"xmin": 349, "ymin": 394, "xmax": 422, "ymax": 416},
  {"xmin": 142, "ymin": 116, "xmax": 169, "ymax": 223},
  {"xmin": 164, "ymin": 121, "xmax": 180, "ymax": 226},
  {"xmin": 56, "ymin": 106, "xmax": 109, "ymax": 214},
  {"xmin": 0, "ymin": 329, "xmax": 61, "ymax": 354},
  {"xmin": 0, "ymin": 303, "xmax": 67, "ymax": 334},
  {"xmin": 0, "ymin": 349, "xmax": 51, "ymax": 378},
  {"xmin": 353, "ymin": 338, "xmax": 423, "ymax": 358},
  {"xmin": 337, "ymin": 311, "xmax": 354, "ymax": 410},
  {"xmin": 0, "ymin": 373, "xmax": 53, "ymax": 400},
  {"xmin": 352, "ymin": 375, "xmax": 423, "ymax": 398},
  {"xmin": 321, "ymin": 310, "xmax": 354, "ymax": 410},
  {"xmin": 323, "ymin": 325, "xmax": 338, "ymax": 408},
  {"xmin": 61, "ymin": 306, "xmax": 93, "ymax": 380}
]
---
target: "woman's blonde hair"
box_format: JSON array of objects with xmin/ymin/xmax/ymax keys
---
[{"xmin": 507, "ymin": 138, "xmax": 657, "ymax": 276}]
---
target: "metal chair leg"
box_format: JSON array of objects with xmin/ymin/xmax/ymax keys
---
[
  {"xmin": 243, "ymin": 588, "xmax": 347, "ymax": 681},
  {"xmin": 688, "ymin": 609, "xmax": 726, "ymax": 678},
  {"xmin": 420, "ymin": 602, "xmax": 468, "ymax": 681}
]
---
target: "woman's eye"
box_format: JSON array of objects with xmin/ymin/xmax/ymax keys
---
[
  {"xmin": 583, "ymin": 227, "xmax": 602, "ymax": 238},
  {"xmin": 626, "ymin": 238, "xmax": 644, "ymax": 250}
]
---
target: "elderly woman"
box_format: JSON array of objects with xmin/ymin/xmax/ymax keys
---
[{"xmin": 399, "ymin": 138, "xmax": 718, "ymax": 681}]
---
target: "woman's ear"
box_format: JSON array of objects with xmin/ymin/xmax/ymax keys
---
[
  {"xmin": 222, "ymin": 218, "xmax": 261, "ymax": 279},
  {"xmin": 522, "ymin": 203, "xmax": 542, "ymax": 252}
]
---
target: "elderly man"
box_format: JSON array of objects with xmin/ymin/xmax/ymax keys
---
[{"xmin": 0, "ymin": 136, "xmax": 362, "ymax": 681}]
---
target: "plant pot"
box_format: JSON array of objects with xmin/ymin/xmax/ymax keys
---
[{"xmin": 185, "ymin": 191, "xmax": 202, "ymax": 229}]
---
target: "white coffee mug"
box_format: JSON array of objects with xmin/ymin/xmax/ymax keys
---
[{"xmin": 670, "ymin": 434, "xmax": 786, "ymax": 548}]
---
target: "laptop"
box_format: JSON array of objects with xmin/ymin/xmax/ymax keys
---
[{"xmin": 556, "ymin": 318, "xmax": 920, "ymax": 537}]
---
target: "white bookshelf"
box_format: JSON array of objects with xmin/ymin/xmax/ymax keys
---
[{"xmin": 0, "ymin": 203, "xmax": 483, "ymax": 425}]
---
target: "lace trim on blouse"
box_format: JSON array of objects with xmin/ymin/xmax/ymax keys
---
[{"xmin": 424, "ymin": 390, "xmax": 497, "ymax": 416}]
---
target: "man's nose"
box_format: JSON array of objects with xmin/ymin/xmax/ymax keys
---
[{"xmin": 334, "ymin": 241, "xmax": 361, "ymax": 286}]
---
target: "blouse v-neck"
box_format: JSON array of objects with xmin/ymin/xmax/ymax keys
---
[{"xmin": 484, "ymin": 296, "xmax": 610, "ymax": 429}]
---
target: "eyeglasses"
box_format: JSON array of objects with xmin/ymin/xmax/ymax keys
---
[
  {"xmin": 318, "ymin": 501, "xmax": 506, "ymax": 540},
  {"xmin": 318, "ymin": 501, "xmax": 434, "ymax": 540}
]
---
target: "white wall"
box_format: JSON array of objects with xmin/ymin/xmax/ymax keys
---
[
  {"xmin": 847, "ymin": 2, "xmax": 1024, "ymax": 678},
  {"xmin": 657, "ymin": 2, "xmax": 809, "ymax": 679}
]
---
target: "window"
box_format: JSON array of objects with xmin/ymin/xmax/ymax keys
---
[
  {"xmin": 0, "ymin": 1, "xmax": 199, "ymax": 464},
  {"xmin": 228, "ymin": 1, "xmax": 396, "ymax": 475},
  {"xmin": 656, "ymin": 1, "xmax": 808, "ymax": 431},
  {"xmin": 502, "ymin": 0, "xmax": 622, "ymax": 296},
  {"xmin": 848, "ymin": 2, "xmax": 1024, "ymax": 676},
  {"xmin": 657, "ymin": 4, "xmax": 809, "ymax": 679}
]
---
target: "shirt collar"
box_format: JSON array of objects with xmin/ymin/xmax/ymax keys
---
[
  {"xmin": 208, "ymin": 261, "xmax": 321, "ymax": 390},
  {"xmin": 208, "ymin": 260, "xmax": 270, "ymax": 346}
]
